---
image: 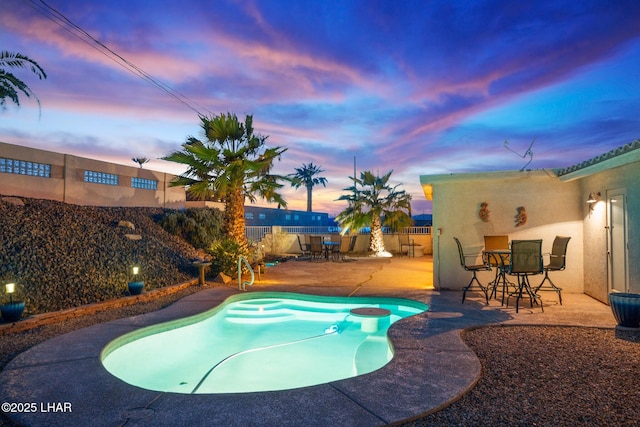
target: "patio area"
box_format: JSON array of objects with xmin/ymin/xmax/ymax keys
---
[{"xmin": 0, "ymin": 255, "xmax": 617, "ymax": 426}]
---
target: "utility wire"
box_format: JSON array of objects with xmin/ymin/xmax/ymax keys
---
[{"xmin": 26, "ymin": 0, "xmax": 213, "ymax": 116}]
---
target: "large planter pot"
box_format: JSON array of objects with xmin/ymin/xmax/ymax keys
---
[
  {"xmin": 1, "ymin": 301, "xmax": 26, "ymax": 322},
  {"xmin": 609, "ymin": 293, "xmax": 640, "ymax": 328},
  {"xmin": 128, "ymin": 281, "xmax": 144, "ymax": 296}
]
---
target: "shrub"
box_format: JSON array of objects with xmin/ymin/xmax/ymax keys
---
[
  {"xmin": 207, "ymin": 239, "xmax": 248, "ymax": 277},
  {"xmin": 158, "ymin": 208, "xmax": 224, "ymax": 249}
]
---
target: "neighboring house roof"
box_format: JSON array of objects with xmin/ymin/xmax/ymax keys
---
[{"xmin": 556, "ymin": 139, "xmax": 640, "ymax": 181}]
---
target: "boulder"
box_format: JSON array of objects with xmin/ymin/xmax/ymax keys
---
[
  {"xmin": 213, "ymin": 272, "xmax": 232, "ymax": 284},
  {"xmin": 117, "ymin": 220, "xmax": 135, "ymax": 230},
  {"xmin": 1, "ymin": 197, "xmax": 25, "ymax": 206}
]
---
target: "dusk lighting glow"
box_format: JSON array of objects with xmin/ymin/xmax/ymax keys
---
[{"xmin": 2, "ymin": 0, "xmax": 640, "ymax": 215}]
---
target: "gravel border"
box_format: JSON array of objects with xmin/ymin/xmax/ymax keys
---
[{"xmin": 401, "ymin": 325, "xmax": 640, "ymax": 426}]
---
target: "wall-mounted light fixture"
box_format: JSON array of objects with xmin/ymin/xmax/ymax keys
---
[
  {"xmin": 587, "ymin": 192, "xmax": 601, "ymax": 204},
  {"xmin": 587, "ymin": 191, "xmax": 601, "ymax": 213}
]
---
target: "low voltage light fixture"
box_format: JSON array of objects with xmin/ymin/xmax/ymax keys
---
[{"xmin": 5, "ymin": 283, "xmax": 15, "ymax": 304}]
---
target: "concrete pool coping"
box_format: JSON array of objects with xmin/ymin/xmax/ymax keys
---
[{"xmin": 0, "ymin": 257, "xmax": 616, "ymax": 426}]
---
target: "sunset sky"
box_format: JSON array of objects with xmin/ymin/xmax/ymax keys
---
[{"xmin": 2, "ymin": 0, "xmax": 640, "ymax": 215}]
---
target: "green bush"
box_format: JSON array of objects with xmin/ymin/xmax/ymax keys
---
[
  {"xmin": 158, "ymin": 208, "xmax": 225, "ymax": 249},
  {"xmin": 207, "ymin": 239, "xmax": 248, "ymax": 277}
]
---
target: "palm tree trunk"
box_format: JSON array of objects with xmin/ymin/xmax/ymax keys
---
[
  {"xmin": 225, "ymin": 187, "xmax": 248, "ymax": 253},
  {"xmin": 369, "ymin": 215, "xmax": 386, "ymax": 254},
  {"xmin": 306, "ymin": 184, "xmax": 313, "ymax": 212}
]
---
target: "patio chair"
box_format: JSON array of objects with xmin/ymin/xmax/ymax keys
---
[
  {"xmin": 328, "ymin": 234, "xmax": 341, "ymax": 259},
  {"xmin": 534, "ymin": 236, "xmax": 571, "ymax": 305},
  {"xmin": 454, "ymin": 237, "xmax": 492, "ymax": 304},
  {"xmin": 506, "ymin": 239, "xmax": 544, "ymax": 313},
  {"xmin": 297, "ymin": 234, "xmax": 311, "ymax": 257},
  {"xmin": 331, "ymin": 236, "xmax": 349, "ymax": 261},
  {"xmin": 399, "ymin": 233, "xmax": 418, "ymax": 257},
  {"xmin": 309, "ymin": 235, "xmax": 324, "ymax": 262},
  {"xmin": 333, "ymin": 236, "xmax": 357, "ymax": 261}
]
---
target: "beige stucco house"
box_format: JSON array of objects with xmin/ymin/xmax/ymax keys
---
[{"xmin": 421, "ymin": 140, "xmax": 640, "ymax": 304}]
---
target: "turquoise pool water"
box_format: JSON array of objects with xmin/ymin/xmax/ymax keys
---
[{"xmin": 101, "ymin": 292, "xmax": 428, "ymax": 394}]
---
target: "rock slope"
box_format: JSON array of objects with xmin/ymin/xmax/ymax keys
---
[{"xmin": 0, "ymin": 197, "xmax": 200, "ymax": 314}]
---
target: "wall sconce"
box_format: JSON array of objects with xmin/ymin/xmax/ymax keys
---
[
  {"xmin": 587, "ymin": 192, "xmax": 601, "ymax": 212},
  {"xmin": 587, "ymin": 192, "xmax": 601, "ymax": 204}
]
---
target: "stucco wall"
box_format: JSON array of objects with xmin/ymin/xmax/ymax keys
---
[
  {"xmin": 579, "ymin": 161, "xmax": 640, "ymax": 300},
  {"xmin": 1, "ymin": 141, "xmax": 185, "ymax": 208},
  {"xmin": 425, "ymin": 171, "xmax": 584, "ymax": 294}
]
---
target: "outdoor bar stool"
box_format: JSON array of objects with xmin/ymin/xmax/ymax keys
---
[
  {"xmin": 534, "ymin": 236, "xmax": 570, "ymax": 304},
  {"xmin": 454, "ymin": 237, "xmax": 492, "ymax": 304},
  {"xmin": 506, "ymin": 239, "xmax": 544, "ymax": 313},
  {"xmin": 483, "ymin": 235, "xmax": 513, "ymax": 304}
]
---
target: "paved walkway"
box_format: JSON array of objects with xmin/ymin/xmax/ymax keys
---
[{"xmin": 0, "ymin": 256, "xmax": 616, "ymax": 426}]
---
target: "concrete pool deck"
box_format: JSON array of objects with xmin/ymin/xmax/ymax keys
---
[{"xmin": 0, "ymin": 256, "xmax": 616, "ymax": 426}]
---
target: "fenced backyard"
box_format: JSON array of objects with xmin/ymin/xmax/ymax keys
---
[{"xmin": 246, "ymin": 226, "xmax": 433, "ymax": 256}]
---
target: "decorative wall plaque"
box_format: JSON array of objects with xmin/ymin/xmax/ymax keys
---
[
  {"xmin": 515, "ymin": 206, "xmax": 527, "ymax": 227},
  {"xmin": 479, "ymin": 202, "xmax": 490, "ymax": 222}
]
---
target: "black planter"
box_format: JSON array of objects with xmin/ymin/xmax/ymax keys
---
[
  {"xmin": 1, "ymin": 301, "xmax": 26, "ymax": 322},
  {"xmin": 609, "ymin": 293, "xmax": 640, "ymax": 328},
  {"xmin": 128, "ymin": 281, "xmax": 144, "ymax": 296}
]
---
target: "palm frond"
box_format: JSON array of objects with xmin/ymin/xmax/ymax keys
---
[
  {"xmin": 0, "ymin": 51, "xmax": 46, "ymax": 112},
  {"xmin": 163, "ymin": 112, "xmax": 290, "ymax": 247}
]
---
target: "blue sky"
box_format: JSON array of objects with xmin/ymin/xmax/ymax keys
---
[{"xmin": 2, "ymin": 0, "xmax": 640, "ymax": 215}]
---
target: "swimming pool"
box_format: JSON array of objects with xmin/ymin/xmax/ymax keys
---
[{"xmin": 101, "ymin": 292, "xmax": 427, "ymax": 394}]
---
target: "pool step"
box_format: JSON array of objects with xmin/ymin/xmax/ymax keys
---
[
  {"xmin": 225, "ymin": 312, "xmax": 296, "ymax": 324},
  {"xmin": 226, "ymin": 303, "xmax": 350, "ymax": 324},
  {"xmin": 354, "ymin": 335, "xmax": 391, "ymax": 374}
]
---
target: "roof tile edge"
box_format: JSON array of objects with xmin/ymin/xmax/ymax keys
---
[{"xmin": 556, "ymin": 139, "xmax": 640, "ymax": 176}]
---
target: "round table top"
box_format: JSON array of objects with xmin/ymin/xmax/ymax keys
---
[{"xmin": 350, "ymin": 307, "xmax": 391, "ymax": 317}]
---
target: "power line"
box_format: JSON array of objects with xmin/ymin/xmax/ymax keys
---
[{"xmin": 26, "ymin": 0, "xmax": 212, "ymax": 116}]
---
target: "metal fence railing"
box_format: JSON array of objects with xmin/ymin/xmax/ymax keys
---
[{"xmin": 245, "ymin": 226, "xmax": 272, "ymax": 243}]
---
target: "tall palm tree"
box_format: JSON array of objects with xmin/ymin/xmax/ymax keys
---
[
  {"xmin": 336, "ymin": 170, "xmax": 412, "ymax": 256},
  {"xmin": 0, "ymin": 51, "xmax": 47, "ymax": 111},
  {"xmin": 163, "ymin": 113, "xmax": 288, "ymax": 252},
  {"xmin": 289, "ymin": 162, "xmax": 328, "ymax": 212}
]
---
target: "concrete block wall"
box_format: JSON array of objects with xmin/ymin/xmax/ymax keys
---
[{"xmin": 1, "ymin": 141, "xmax": 185, "ymax": 208}]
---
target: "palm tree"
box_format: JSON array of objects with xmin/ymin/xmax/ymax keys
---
[
  {"xmin": 132, "ymin": 157, "xmax": 150, "ymax": 168},
  {"xmin": 289, "ymin": 162, "xmax": 328, "ymax": 212},
  {"xmin": 163, "ymin": 113, "xmax": 288, "ymax": 252},
  {"xmin": 336, "ymin": 170, "xmax": 412, "ymax": 256},
  {"xmin": 0, "ymin": 51, "xmax": 47, "ymax": 111}
]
